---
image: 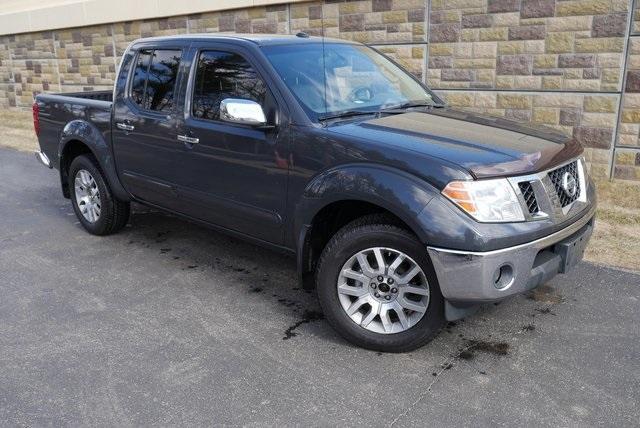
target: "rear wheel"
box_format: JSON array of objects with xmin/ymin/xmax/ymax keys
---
[
  {"xmin": 316, "ymin": 215, "xmax": 445, "ymax": 352},
  {"xmin": 69, "ymin": 154, "xmax": 130, "ymax": 235}
]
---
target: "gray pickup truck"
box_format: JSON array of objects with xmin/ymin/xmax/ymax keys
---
[{"xmin": 34, "ymin": 34, "xmax": 596, "ymax": 352}]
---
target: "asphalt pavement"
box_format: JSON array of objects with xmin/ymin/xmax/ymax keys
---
[{"xmin": 1, "ymin": 147, "xmax": 638, "ymax": 426}]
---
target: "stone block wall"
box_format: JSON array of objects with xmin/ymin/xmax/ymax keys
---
[{"xmin": 0, "ymin": 0, "xmax": 639, "ymax": 181}]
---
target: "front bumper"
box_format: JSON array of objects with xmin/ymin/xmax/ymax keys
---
[{"xmin": 427, "ymin": 203, "xmax": 596, "ymax": 305}]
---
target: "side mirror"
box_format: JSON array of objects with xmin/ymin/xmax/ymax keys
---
[{"xmin": 220, "ymin": 98, "xmax": 268, "ymax": 127}]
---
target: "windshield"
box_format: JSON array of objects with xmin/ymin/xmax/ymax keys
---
[{"xmin": 262, "ymin": 43, "xmax": 439, "ymax": 120}]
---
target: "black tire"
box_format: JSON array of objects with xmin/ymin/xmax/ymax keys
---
[
  {"xmin": 69, "ymin": 154, "xmax": 130, "ymax": 236},
  {"xmin": 316, "ymin": 214, "xmax": 445, "ymax": 352}
]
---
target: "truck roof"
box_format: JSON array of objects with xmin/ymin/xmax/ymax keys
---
[{"xmin": 132, "ymin": 33, "xmax": 358, "ymax": 47}]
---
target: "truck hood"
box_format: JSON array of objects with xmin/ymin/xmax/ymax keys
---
[{"xmin": 326, "ymin": 108, "xmax": 583, "ymax": 178}]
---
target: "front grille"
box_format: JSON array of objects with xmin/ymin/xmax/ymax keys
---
[
  {"xmin": 518, "ymin": 181, "xmax": 539, "ymax": 214},
  {"xmin": 548, "ymin": 161, "xmax": 581, "ymax": 207}
]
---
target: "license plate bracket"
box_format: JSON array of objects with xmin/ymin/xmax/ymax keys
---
[{"xmin": 554, "ymin": 223, "xmax": 593, "ymax": 274}]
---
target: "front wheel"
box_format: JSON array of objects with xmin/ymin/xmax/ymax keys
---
[
  {"xmin": 316, "ymin": 215, "xmax": 445, "ymax": 352},
  {"xmin": 69, "ymin": 154, "xmax": 130, "ymax": 236}
]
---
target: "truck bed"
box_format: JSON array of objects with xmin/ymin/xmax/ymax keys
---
[
  {"xmin": 45, "ymin": 90, "xmax": 113, "ymax": 102},
  {"xmin": 34, "ymin": 90, "xmax": 114, "ymax": 170}
]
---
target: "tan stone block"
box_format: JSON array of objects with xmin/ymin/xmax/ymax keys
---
[
  {"xmin": 611, "ymin": 0, "xmax": 630, "ymax": 12},
  {"xmin": 616, "ymin": 151, "xmax": 637, "ymax": 164},
  {"xmin": 473, "ymin": 42, "xmax": 497, "ymax": 58},
  {"xmin": 497, "ymin": 93, "xmax": 532, "ymax": 109},
  {"xmin": 542, "ymin": 76, "xmax": 563, "ymax": 89},
  {"xmin": 617, "ymin": 134, "xmax": 637, "ymax": 146},
  {"xmin": 474, "ymin": 92, "xmax": 497, "ymax": 108},
  {"xmin": 627, "ymin": 55, "xmax": 640, "ymax": 70},
  {"xmin": 461, "ymin": 29, "xmax": 478, "ymax": 42},
  {"xmin": 581, "ymin": 113, "xmax": 616, "ymax": 127},
  {"xmin": 514, "ymin": 76, "xmax": 542, "ymax": 89},
  {"xmin": 339, "ymin": 2, "xmax": 370, "ymax": 14},
  {"xmin": 496, "ymin": 76, "xmax": 515, "ymax": 88},
  {"xmin": 444, "ymin": 0, "xmax": 484, "ymax": 8},
  {"xmin": 484, "ymin": 108, "xmax": 506, "ymax": 117},
  {"xmin": 601, "ymin": 82, "xmax": 620, "ymax": 92},
  {"xmin": 622, "ymin": 109, "xmax": 640, "ymax": 123},
  {"xmin": 584, "ymin": 96, "xmax": 617, "ymax": 113},
  {"xmin": 547, "ymin": 16, "xmax": 592, "ymax": 32},
  {"xmin": 324, "ymin": 3, "xmax": 339, "ymax": 18},
  {"xmin": 430, "ymin": 44, "xmax": 453, "ymax": 56},
  {"xmin": 556, "ymin": 0, "xmax": 611, "ymax": 16},
  {"xmin": 413, "ymin": 23, "xmax": 425, "ymax": 38},
  {"xmin": 533, "ymin": 108, "xmax": 558, "ymax": 124},
  {"xmin": 524, "ymin": 40, "xmax": 545, "ymax": 54},
  {"xmin": 476, "ymin": 69, "xmax": 495, "ymax": 82},
  {"xmin": 365, "ymin": 12, "xmax": 383, "ymax": 25},
  {"xmin": 546, "ymin": 32, "xmax": 574, "ymax": 53},
  {"xmin": 492, "ymin": 12, "xmax": 520, "ymax": 27},
  {"xmin": 479, "ymin": 27, "xmax": 508, "ymax": 42},
  {"xmin": 393, "ymin": 0, "xmax": 424, "ymax": 8},
  {"xmin": 534, "ymin": 94, "xmax": 582, "ymax": 107},
  {"xmin": 498, "ymin": 41, "xmax": 524, "ymax": 55},
  {"xmin": 623, "ymin": 94, "xmax": 640, "ymax": 108},
  {"xmin": 564, "ymin": 69, "xmax": 583, "ymax": 79},
  {"xmin": 431, "ymin": 0, "xmax": 445, "ymax": 10},
  {"xmin": 444, "ymin": 92, "xmax": 474, "ymax": 107},
  {"xmin": 454, "ymin": 58, "xmax": 495, "ymax": 69},
  {"xmin": 535, "ymin": 54, "xmax": 557, "ymax": 68},
  {"xmin": 453, "ymin": 43, "xmax": 473, "ymax": 58},
  {"xmin": 601, "ymin": 69, "xmax": 620, "ymax": 84},
  {"xmin": 619, "ymin": 123, "xmax": 639, "ymax": 135},
  {"xmin": 598, "ymin": 53, "xmax": 623, "ymax": 68},
  {"xmin": 563, "ymin": 79, "xmax": 601, "ymax": 91},
  {"xmin": 575, "ymin": 38, "xmax": 624, "ymax": 53},
  {"xmin": 383, "ymin": 10, "xmax": 408, "ymax": 24},
  {"xmin": 290, "ymin": 5, "xmax": 309, "ymax": 19}
]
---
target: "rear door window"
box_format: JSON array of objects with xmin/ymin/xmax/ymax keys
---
[
  {"xmin": 130, "ymin": 49, "xmax": 181, "ymax": 112},
  {"xmin": 191, "ymin": 51, "xmax": 267, "ymax": 121}
]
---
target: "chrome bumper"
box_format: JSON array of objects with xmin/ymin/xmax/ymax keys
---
[
  {"xmin": 35, "ymin": 150, "xmax": 52, "ymax": 168},
  {"xmin": 427, "ymin": 204, "xmax": 596, "ymax": 303}
]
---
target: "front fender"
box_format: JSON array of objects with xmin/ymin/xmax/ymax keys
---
[
  {"xmin": 59, "ymin": 119, "xmax": 129, "ymax": 201},
  {"xmin": 294, "ymin": 164, "xmax": 440, "ymax": 246}
]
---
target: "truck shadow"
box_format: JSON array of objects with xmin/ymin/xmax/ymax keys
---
[
  {"xmin": 110, "ymin": 204, "xmax": 569, "ymax": 354},
  {"xmin": 120, "ymin": 204, "xmax": 337, "ymax": 344}
]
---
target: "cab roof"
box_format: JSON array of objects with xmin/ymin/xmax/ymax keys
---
[{"xmin": 132, "ymin": 33, "xmax": 359, "ymax": 47}]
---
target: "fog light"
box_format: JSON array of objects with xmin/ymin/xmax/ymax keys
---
[{"xmin": 493, "ymin": 264, "xmax": 514, "ymax": 290}]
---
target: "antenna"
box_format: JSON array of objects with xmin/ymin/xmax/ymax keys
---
[{"xmin": 321, "ymin": 3, "xmax": 327, "ymax": 117}]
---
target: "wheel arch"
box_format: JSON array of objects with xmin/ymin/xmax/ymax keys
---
[
  {"xmin": 294, "ymin": 164, "xmax": 440, "ymax": 289},
  {"xmin": 58, "ymin": 120, "xmax": 129, "ymax": 201}
]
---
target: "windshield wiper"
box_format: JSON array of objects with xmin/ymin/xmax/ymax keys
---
[
  {"xmin": 380, "ymin": 101, "xmax": 437, "ymax": 111},
  {"xmin": 318, "ymin": 110, "xmax": 381, "ymax": 122}
]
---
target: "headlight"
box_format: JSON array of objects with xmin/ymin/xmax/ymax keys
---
[{"xmin": 442, "ymin": 179, "xmax": 525, "ymax": 223}]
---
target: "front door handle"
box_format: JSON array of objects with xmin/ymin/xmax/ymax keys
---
[
  {"xmin": 177, "ymin": 135, "xmax": 199, "ymax": 144},
  {"xmin": 116, "ymin": 122, "xmax": 135, "ymax": 132}
]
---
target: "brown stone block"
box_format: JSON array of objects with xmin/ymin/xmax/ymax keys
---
[
  {"xmin": 497, "ymin": 55, "xmax": 533, "ymax": 75},
  {"xmin": 509, "ymin": 25, "xmax": 546, "ymax": 40},
  {"xmin": 488, "ymin": 0, "xmax": 521, "ymax": 13},
  {"xmin": 573, "ymin": 126, "xmax": 613, "ymax": 149},
  {"xmin": 592, "ymin": 13, "xmax": 628, "ymax": 38},
  {"xmin": 430, "ymin": 24, "xmax": 461, "ymax": 43},
  {"xmin": 520, "ymin": 0, "xmax": 555, "ymax": 19}
]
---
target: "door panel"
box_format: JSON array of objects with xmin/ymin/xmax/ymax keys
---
[
  {"xmin": 112, "ymin": 47, "xmax": 185, "ymax": 208},
  {"xmin": 173, "ymin": 47, "xmax": 289, "ymax": 244}
]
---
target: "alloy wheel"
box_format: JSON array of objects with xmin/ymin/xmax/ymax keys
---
[
  {"xmin": 337, "ymin": 247, "xmax": 430, "ymax": 334},
  {"xmin": 74, "ymin": 169, "xmax": 101, "ymax": 223}
]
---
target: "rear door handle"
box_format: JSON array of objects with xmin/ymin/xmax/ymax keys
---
[
  {"xmin": 177, "ymin": 135, "xmax": 199, "ymax": 144},
  {"xmin": 116, "ymin": 122, "xmax": 135, "ymax": 132}
]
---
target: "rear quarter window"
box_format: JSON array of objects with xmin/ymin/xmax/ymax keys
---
[{"xmin": 130, "ymin": 49, "xmax": 181, "ymax": 112}]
